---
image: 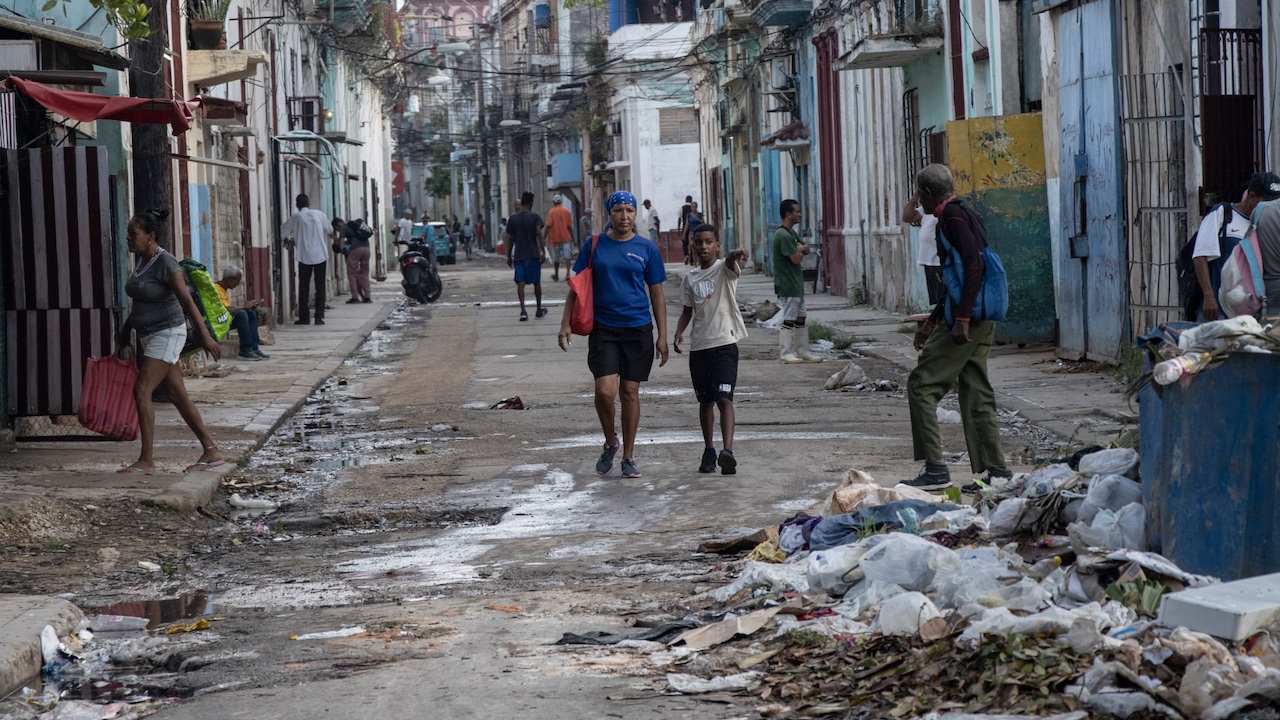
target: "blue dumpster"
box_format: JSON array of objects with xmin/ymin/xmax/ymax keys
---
[{"xmin": 1139, "ymin": 352, "xmax": 1280, "ymax": 581}]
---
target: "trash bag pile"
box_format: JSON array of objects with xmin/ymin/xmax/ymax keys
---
[{"xmin": 611, "ymin": 449, "xmax": 1280, "ymax": 719}]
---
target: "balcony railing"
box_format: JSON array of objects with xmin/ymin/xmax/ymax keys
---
[
  {"xmin": 838, "ymin": 0, "xmax": 944, "ymax": 71},
  {"xmin": 750, "ymin": 0, "xmax": 809, "ymax": 27}
]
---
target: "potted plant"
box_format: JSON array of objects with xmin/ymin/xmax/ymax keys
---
[{"xmin": 188, "ymin": 0, "xmax": 232, "ymax": 50}]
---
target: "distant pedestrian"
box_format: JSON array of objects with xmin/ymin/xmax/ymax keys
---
[
  {"xmin": 902, "ymin": 191, "xmax": 944, "ymax": 305},
  {"xmin": 679, "ymin": 194, "xmax": 693, "ymax": 264},
  {"xmin": 280, "ymin": 193, "xmax": 330, "ymax": 325},
  {"xmin": 461, "ymin": 216, "xmax": 475, "ymax": 260},
  {"xmin": 1255, "ymin": 200, "xmax": 1280, "ymax": 313},
  {"xmin": 643, "ymin": 199, "xmax": 661, "ymax": 239},
  {"xmin": 674, "ymin": 224, "xmax": 747, "ymax": 475},
  {"xmin": 1191, "ymin": 172, "xmax": 1280, "ymax": 320},
  {"xmin": 505, "ymin": 191, "xmax": 548, "ymax": 321},
  {"xmin": 904, "ymin": 164, "xmax": 1010, "ymax": 493},
  {"xmin": 557, "ymin": 190, "xmax": 668, "ymax": 479},
  {"xmin": 546, "ymin": 194, "xmax": 575, "ymax": 281},
  {"xmin": 579, "ymin": 208, "xmax": 594, "ymax": 241},
  {"xmin": 398, "ymin": 210, "xmax": 415, "ymax": 245},
  {"xmin": 343, "ymin": 219, "xmax": 373, "ymax": 303},
  {"xmin": 115, "ymin": 207, "xmax": 224, "ymax": 475},
  {"xmin": 771, "ymin": 199, "xmax": 821, "ymax": 364},
  {"xmin": 214, "ymin": 266, "xmax": 269, "ymax": 360}
]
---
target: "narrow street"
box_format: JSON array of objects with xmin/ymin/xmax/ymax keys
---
[{"xmin": 2, "ymin": 258, "xmax": 1066, "ymax": 718}]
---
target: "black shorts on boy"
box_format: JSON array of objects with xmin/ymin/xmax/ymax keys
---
[{"xmin": 689, "ymin": 343, "xmax": 738, "ymax": 403}]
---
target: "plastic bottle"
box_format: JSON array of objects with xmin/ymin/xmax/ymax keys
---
[
  {"xmin": 1152, "ymin": 352, "xmax": 1211, "ymax": 385},
  {"xmin": 1026, "ymin": 556, "xmax": 1062, "ymax": 579}
]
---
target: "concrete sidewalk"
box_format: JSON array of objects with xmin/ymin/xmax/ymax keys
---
[
  {"xmin": 0, "ymin": 283, "xmax": 400, "ymax": 514},
  {"xmin": 730, "ymin": 272, "xmax": 1135, "ymax": 446}
]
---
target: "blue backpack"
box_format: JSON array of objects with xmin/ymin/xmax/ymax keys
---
[{"xmin": 936, "ymin": 200, "xmax": 1009, "ymax": 324}]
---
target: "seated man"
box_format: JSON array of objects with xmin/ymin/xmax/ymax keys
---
[{"xmin": 215, "ymin": 265, "xmax": 270, "ymax": 361}]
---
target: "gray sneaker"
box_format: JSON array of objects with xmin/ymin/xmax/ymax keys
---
[
  {"xmin": 596, "ymin": 442, "xmax": 619, "ymax": 475},
  {"xmin": 621, "ymin": 457, "xmax": 641, "ymax": 478}
]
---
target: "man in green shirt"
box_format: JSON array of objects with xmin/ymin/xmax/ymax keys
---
[{"xmin": 771, "ymin": 199, "xmax": 822, "ymax": 363}]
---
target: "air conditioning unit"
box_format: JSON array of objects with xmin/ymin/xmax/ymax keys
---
[
  {"xmin": 606, "ymin": 116, "xmax": 621, "ymax": 136},
  {"xmin": 771, "ymin": 56, "xmax": 794, "ymax": 90}
]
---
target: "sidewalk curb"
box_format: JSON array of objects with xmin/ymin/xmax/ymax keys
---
[
  {"xmin": 148, "ymin": 303, "xmax": 399, "ymax": 511},
  {"xmin": 0, "ymin": 595, "xmax": 83, "ymax": 699}
]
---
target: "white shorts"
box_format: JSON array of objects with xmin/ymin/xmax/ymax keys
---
[
  {"xmin": 140, "ymin": 324, "xmax": 186, "ymax": 365},
  {"xmin": 550, "ymin": 243, "xmax": 575, "ymax": 264},
  {"xmin": 778, "ymin": 296, "xmax": 807, "ymax": 322}
]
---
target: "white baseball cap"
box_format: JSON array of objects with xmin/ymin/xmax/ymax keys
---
[{"xmin": 552, "ymin": 194, "xmax": 563, "ymax": 204}]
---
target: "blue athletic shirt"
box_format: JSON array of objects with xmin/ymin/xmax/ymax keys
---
[{"xmin": 572, "ymin": 233, "xmax": 667, "ymax": 328}]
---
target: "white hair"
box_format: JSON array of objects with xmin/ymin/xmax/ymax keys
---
[{"xmin": 221, "ymin": 265, "xmax": 244, "ymax": 280}]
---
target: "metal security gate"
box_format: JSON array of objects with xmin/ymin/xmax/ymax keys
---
[
  {"xmin": 1198, "ymin": 28, "xmax": 1263, "ymax": 208},
  {"xmin": 1121, "ymin": 70, "xmax": 1188, "ymax": 334},
  {"xmin": 1, "ymin": 148, "xmax": 117, "ymax": 419}
]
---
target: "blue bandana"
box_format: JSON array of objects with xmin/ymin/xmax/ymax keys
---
[{"xmin": 606, "ymin": 191, "xmax": 637, "ymax": 212}]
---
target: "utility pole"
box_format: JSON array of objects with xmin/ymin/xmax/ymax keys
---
[{"xmin": 129, "ymin": 0, "xmax": 172, "ymax": 231}]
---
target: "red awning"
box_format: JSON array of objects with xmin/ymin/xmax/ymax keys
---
[
  {"xmin": 4, "ymin": 76, "xmax": 198, "ymax": 134},
  {"xmin": 760, "ymin": 121, "xmax": 811, "ymax": 149}
]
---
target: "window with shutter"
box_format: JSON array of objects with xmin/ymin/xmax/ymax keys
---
[{"xmin": 659, "ymin": 108, "xmax": 698, "ymax": 144}]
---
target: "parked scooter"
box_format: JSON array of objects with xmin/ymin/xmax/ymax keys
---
[{"xmin": 394, "ymin": 237, "xmax": 443, "ymax": 303}]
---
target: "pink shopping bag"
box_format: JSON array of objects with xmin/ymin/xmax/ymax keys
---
[{"xmin": 78, "ymin": 355, "xmax": 139, "ymax": 441}]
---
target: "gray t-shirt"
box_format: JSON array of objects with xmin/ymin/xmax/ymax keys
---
[
  {"xmin": 125, "ymin": 250, "xmax": 185, "ymax": 336},
  {"xmin": 1256, "ymin": 202, "xmax": 1280, "ymax": 311}
]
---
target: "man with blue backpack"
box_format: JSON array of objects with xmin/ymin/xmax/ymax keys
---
[
  {"xmin": 1187, "ymin": 172, "xmax": 1280, "ymax": 320},
  {"xmin": 904, "ymin": 164, "xmax": 1012, "ymax": 493}
]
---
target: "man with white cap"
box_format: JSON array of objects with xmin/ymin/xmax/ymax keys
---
[{"xmin": 546, "ymin": 193, "xmax": 575, "ymax": 281}]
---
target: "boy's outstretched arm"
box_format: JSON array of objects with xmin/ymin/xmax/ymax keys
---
[{"xmin": 673, "ymin": 306, "xmax": 694, "ymax": 354}]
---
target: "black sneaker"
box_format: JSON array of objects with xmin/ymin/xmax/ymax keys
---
[
  {"xmin": 596, "ymin": 442, "xmax": 619, "ymax": 475},
  {"xmin": 253, "ymin": 349, "xmax": 271, "ymax": 359},
  {"xmin": 962, "ymin": 467, "xmax": 1013, "ymax": 494},
  {"xmin": 238, "ymin": 351, "xmax": 261, "ymax": 361},
  {"xmin": 717, "ymin": 449, "xmax": 737, "ymax": 475},
  {"xmin": 904, "ymin": 464, "xmax": 952, "ymax": 490},
  {"xmin": 314, "ymin": 319, "xmax": 325, "ymax": 326},
  {"xmin": 698, "ymin": 448, "xmax": 717, "ymax": 473},
  {"xmin": 621, "ymin": 457, "xmax": 641, "ymax": 478}
]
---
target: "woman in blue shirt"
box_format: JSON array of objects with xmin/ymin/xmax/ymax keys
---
[{"xmin": 558, "ymin": 191, "xmax": 669, "ymax": 479}]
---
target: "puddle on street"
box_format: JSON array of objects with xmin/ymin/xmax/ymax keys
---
[{"xmin": 84, "ymin": 591, "xmax": 213, "ymax": 629}]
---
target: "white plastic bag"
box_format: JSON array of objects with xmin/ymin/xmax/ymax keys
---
[
  {"xmin": 706, "ymin": 560, "xmax": 810, "ymax": 602},
  {"xmin": 1077, "ymin": 475, "xmax": 1144, "ymax": 525},
  {"xmin": 858, "ymin": 533, "xmax": 962, "ymax": 591},
  {"xmin": 834, "ymin": 580, "xmax": 906, "ymax": 619},
  {"xmin": 874, "ymin": 591, "xmax": 942, "ymax": 636},
  {"xmin": 806, "ymin": 543, "xmax": 869, "ymax": 595},
  {"xmin": 1022, "ymin": 464, "xmax": 1078, "ymax": 497},
  {"xmin": 1069, "ymin": 503, "xmax": 1146, "ymax": 551},
  {"xmin": 1077, "ymin": 448, "xmax": 1139, "ymax": 479},
  {"xmin": 989, "ymin": 497, "xmax": 1043, "ymax": 535}
]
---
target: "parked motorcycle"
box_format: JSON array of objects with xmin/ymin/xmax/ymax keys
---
[{"xmin": 394, "ymin": 237, "xmax": 443, "ymax": 304}]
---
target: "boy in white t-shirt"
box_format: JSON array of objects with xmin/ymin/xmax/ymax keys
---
[{"xmin": 674, "ymin": 224, "xmax": 748, "ymax": 475}]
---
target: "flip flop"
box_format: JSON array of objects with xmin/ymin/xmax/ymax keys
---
[
  {"xmin": 184, "ymin": 460, "xmax": 227, "ymax": 473},
  {"xmin": 117, "ymin": 466, "xmax": 154, "ymax": 475}
]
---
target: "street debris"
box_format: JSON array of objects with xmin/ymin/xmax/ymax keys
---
[
  {"xmin": 484, "ymin": 604, "xmax": 523, "ymax": 613},
  {"xmin": 1137, "ymin": 317, "xmax": 1280, "ymax": 389},
  {"xmin": 490, "ymin": 396, "xmax": 525, "ymax": 410},
  {"xmin": 135, "ymin": 561, "xmax": 161, "ymax": 573},
  {"xmin": 292, "ymin": 626, "xmax": 366, "ymax": 640},
  {"xmin": 228, "ymin": 493, "xmax": 279, "ymax": 511},
  {"xmin": 544, "ymin": 447, "xmax": 1280, "ymax": 719},
  {"xmin": 823, "ymin": 362, "xmax": 868, "ymax": 390}
]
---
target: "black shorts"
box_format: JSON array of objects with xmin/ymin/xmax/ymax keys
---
[
  {"xmin": 588, "ymin": 323, "xmax": 655, "ymax": 382},
  {"xmin": 689, "ymin": 343, "xmax": 739, "ymax": 403}
]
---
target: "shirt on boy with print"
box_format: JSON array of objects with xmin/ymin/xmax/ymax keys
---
[{"xmin": 679, "ymin": 257, "xmax": 747, "ymax": 352}]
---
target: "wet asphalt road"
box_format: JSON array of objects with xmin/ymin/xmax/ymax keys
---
[{"xmin": 66, "ymin": 257, "xmax": 1036, "ymax": 718}]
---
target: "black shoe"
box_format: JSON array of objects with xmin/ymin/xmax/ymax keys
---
[
  {"xmin": 315, "ymin": 319, "xmax": 325, "ymax": 325},
  {"xmin": 698, "ymin": 448, "xmax": 717, "ymax": 473},
  {"xmin": 535, "ymin": 307, "xmax": 548, "ymax": 318},
  {"xmin": 253, "ymin": 349, "xmax": 271, "ymax": 359},
  {"xmin": 519, "ymin": 310, "xmax": 529, "ymax": 322},
  {"xmin": 294, "ymin": 319, "xmax": 309, "ymax": 325},
  {"xmin": 962, "ymin": 467, "xmax": 1013, "ymax": 494},
  {"xmin": 718, "ymin": 449, "xmax": 737, "ymax": 475},
  {"xmin": 238, "ymin": 351, "xmax": 261, "ymax": 361},
  {"xmin": 621, "ymin": 457, "xmax": 641, "ymax": 478},
  {"xmin": 904, "ymin": 464, "xmax": 952, "ymax": 490}
]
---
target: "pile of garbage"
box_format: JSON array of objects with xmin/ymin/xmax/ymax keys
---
[
  {"xmin": 565, "ymin": 448, "xmax": 1280, "ymax": 719},
  {"xmin": 1139, "ymin": 316, "xmax": 1280, "ymax": 388}
]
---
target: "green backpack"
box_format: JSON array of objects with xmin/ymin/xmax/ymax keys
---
[{"xmin": 179, "ymin": 259, "xmax": 231, "ymax": 356}]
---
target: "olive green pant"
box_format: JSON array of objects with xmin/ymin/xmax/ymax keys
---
[{"xmin": 907, "ymin": 320, "xmax": 1004, "ymax": 472}]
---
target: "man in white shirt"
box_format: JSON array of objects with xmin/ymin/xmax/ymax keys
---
[
  {"xmin": 902, "ymin": 192, "xmax": 943, "ymax": 305},
  {"xmin": 397, "ymin": 210, "xmax": 415, "ymax": 245},
  {"xmin": 642, "ymin": 199, "xmax": 660, "ymax": 240},
  {"xmin": 1192, "ymin": 172, "xmax": 1280, "ymax": 320},
  {"xmin": 280, "ymin": 194, "xmax": 332, "ymax": 325}
]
